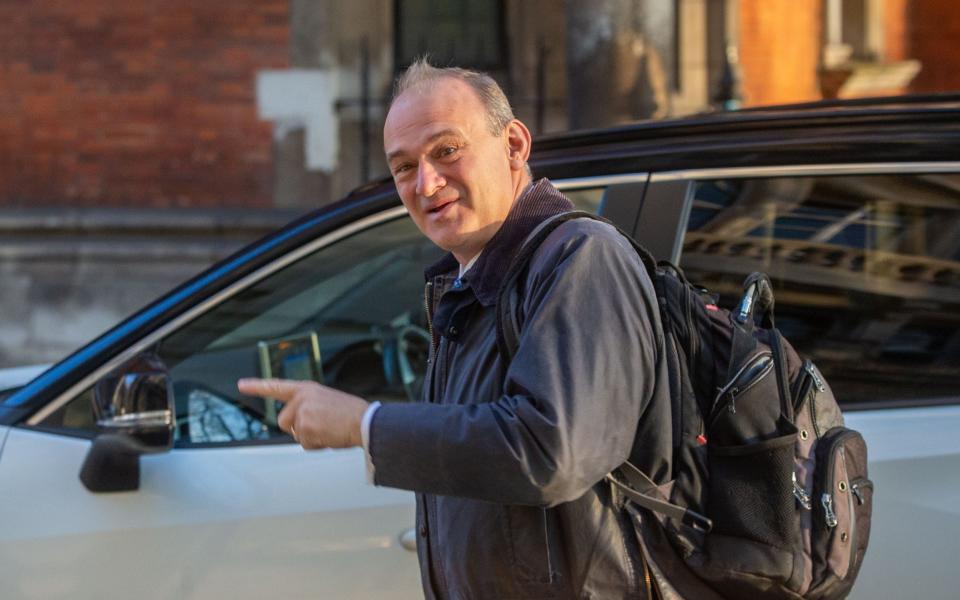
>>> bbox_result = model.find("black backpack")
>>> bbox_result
[496,211,874,600]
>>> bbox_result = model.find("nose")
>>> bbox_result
[415,160,446,198]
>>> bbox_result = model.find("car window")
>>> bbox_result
[38,188,606,444]
[42,215,445,444]
[563,187,605,213]
[678,173,960,407]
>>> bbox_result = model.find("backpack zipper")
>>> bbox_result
[816,428,859,529]
[821,492,838,528]
[710,352,773,423]
[807,362,825,392]
[792,359,816,414]
[685,285,699,376]
[793,471,813,510]
[851,478,873,506]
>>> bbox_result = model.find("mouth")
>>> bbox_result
[427,198,456,216]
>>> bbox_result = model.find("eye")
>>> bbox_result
[437,145,460,159]
[393,163,413,176]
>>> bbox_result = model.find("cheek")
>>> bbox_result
[395,181,417,208]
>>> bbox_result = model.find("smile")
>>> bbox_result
[427,199,456,216]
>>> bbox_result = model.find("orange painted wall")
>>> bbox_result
[738,0,824,106]
[884,0,910,61]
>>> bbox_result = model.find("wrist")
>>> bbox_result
[351,400,369,447]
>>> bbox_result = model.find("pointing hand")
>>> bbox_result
[237,378,368,449]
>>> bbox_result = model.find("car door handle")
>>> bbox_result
[398,528,418,552]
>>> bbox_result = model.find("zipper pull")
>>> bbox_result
[792,472,812,510]
[851,480,872,506]
[728,388,738,414]
[821,493,838,528]
[852,485,864,506]
[805,362,825,392]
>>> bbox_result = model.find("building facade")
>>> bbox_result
[1,0,958,367]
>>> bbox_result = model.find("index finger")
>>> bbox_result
[237,378,303,403]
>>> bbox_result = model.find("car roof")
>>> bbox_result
[536,93,960,145]
[527,94,960,178]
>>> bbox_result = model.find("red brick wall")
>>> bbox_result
[0,1,288,208]
[908,0,960,93]
[738,0,824,107]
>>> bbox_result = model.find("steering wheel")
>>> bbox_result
[382,324,432,403]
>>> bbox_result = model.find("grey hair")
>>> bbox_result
[391,57,516,136]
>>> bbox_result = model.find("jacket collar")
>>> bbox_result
[424,178,574,306]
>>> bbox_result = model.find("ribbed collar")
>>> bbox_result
[424,178,574,306]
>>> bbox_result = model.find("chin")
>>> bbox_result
[426,227,467,252]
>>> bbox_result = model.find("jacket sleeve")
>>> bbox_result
[369,220,663,507]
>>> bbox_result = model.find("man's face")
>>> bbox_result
[384,78,520,263]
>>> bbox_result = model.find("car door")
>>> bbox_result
[0,177,634,600]
[0,207,437,600]
[657,165,960,600]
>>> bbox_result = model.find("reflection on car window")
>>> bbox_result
[42,215,445,444]
[680,174,960,406]
[157,215,444,445]
[186,387,270,443]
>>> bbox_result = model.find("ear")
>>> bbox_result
[505,119,532,172]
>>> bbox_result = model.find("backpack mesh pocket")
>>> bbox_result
[708,423,798,550]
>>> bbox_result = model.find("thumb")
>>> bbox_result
[237,378,304,403]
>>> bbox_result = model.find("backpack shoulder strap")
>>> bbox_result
[492,211,712,531]
[495,210,657,362]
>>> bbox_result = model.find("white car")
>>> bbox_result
[2,97,959,599]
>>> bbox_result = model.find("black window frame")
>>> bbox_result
[393,0,509,73]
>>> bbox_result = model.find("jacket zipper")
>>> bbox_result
[424,280,436,354]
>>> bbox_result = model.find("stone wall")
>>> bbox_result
[0,208,299,368]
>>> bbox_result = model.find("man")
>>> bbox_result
[239,59,671,599]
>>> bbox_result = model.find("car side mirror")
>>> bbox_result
[80,353,175,492]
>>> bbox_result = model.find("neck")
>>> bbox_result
[452,174,532,266]
[512,172,533,203]
[453,250,480,268]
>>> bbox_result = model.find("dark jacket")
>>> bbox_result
[370,179,672,599]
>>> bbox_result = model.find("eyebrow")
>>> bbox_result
[386,129,461,163]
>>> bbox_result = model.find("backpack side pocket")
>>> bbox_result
[808,427,872,599]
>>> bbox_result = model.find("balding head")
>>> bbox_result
[390,58,517,137]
